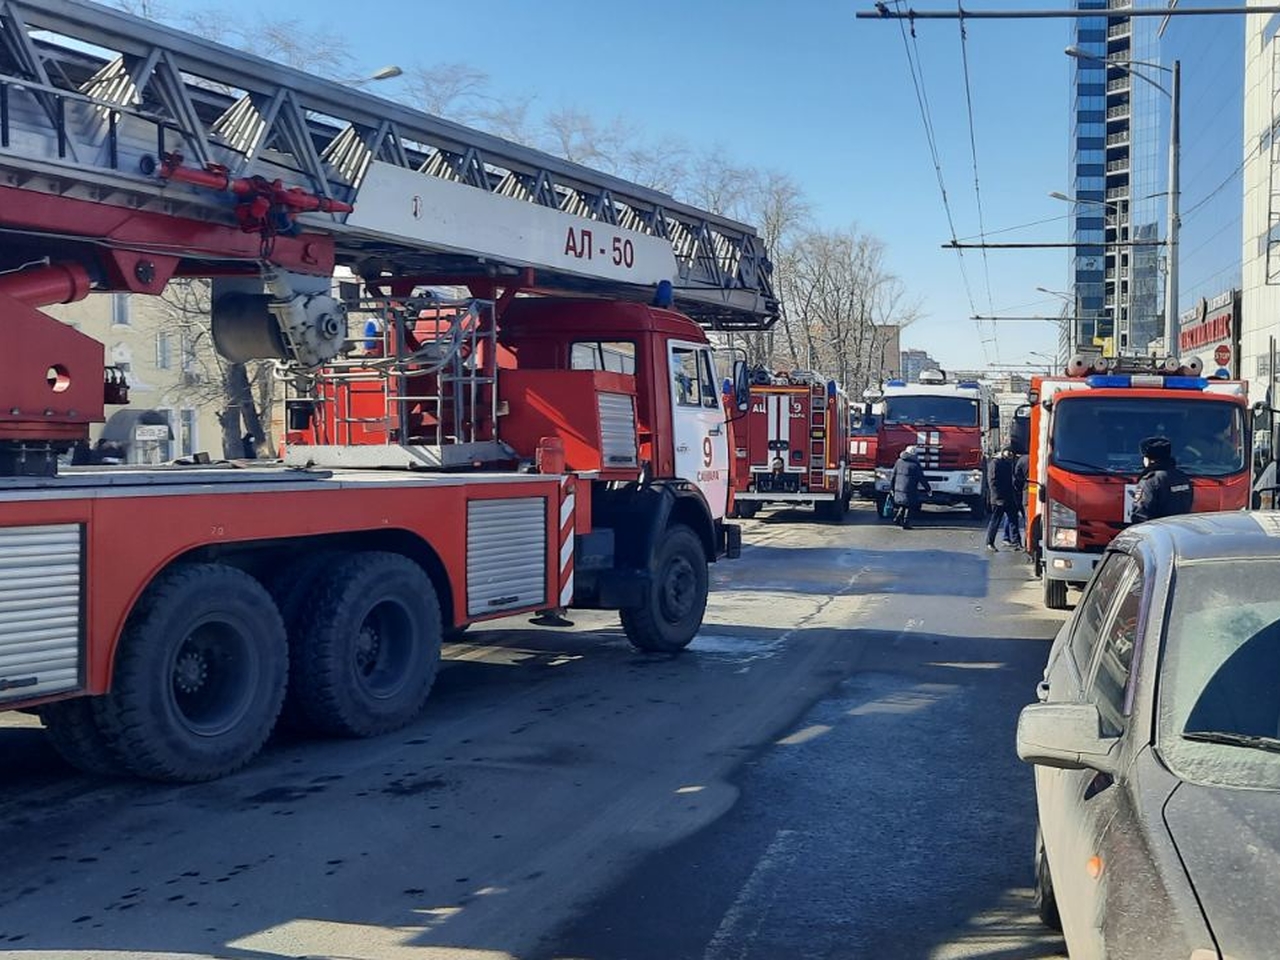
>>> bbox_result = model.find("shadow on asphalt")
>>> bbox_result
[531,626,1067,960]
[734,543,993,598]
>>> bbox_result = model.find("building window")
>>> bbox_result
[180,332,198,373]
[156,332,172,370]
[179,409,197,457]
[111,294,130,326]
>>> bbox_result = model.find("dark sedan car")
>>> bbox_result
[1017,511,1280,960]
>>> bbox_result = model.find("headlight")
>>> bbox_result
[966,470,983,484]
[1049,499,1078,549]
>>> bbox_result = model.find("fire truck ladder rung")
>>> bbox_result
[0,0,777,329]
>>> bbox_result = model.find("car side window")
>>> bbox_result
[1086,563,1145,737]
[1069,554,1135,677]
[670,347,703,408]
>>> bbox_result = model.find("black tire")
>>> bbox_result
[1043,576,1069,611]
[817,495,847,523]
[40,698,124,777]
[93,563,288,783]
[263,550,341,730]
[969,497,987,519]
[735,501,759,520]
[1034,829,1063,930]
[621,524,708,653]
[291,551,442,737]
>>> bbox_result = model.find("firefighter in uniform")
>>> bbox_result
[1130,436,1194,523]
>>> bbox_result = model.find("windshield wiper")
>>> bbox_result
[1182,730,1280,754]
[1052,456,1122,474]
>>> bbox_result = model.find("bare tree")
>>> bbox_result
[145,280,277,458]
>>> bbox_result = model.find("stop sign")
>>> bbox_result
[1214,344,1231,367]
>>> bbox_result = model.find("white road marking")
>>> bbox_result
[704,828,804,960]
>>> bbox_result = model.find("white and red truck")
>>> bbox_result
[730,369,851,521]
[872,370,999,518]
[0,0,777,781]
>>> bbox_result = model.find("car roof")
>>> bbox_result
[1115,511,1280,564]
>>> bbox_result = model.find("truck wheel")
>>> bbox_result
[93,563,288,783]
[40,698,123,777]
[292,552,442,737]
[1043,576,1069,611]
[735,502,759,520]
[264,550,340,729]
[621,523,708,653]
[968,497,987,519]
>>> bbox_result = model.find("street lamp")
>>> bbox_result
[345,65,403,87]
[1065,46,1180,358]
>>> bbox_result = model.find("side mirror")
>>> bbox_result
[1015,702,1121,775]
[732,359,750,413]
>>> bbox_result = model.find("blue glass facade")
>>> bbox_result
[1069,0,1163,355]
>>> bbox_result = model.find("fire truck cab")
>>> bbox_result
[873,371,997,517]
[1027,356,1250,609]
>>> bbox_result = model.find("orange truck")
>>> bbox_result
[1027,357,1250,609]
[731,369,851,521]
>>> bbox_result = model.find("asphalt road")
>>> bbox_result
[0,502,1069,960]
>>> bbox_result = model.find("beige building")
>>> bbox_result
[1244,10,1280,402]
[45,289,235,463]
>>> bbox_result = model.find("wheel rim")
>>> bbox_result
[351,599,416,701]
[169,620,259,737]
[659,554,698,623]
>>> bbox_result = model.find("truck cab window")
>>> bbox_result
[700,351,721,409]
[671,347,703,407]
[571,341,636,375]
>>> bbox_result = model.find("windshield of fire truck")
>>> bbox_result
[851,414,880,436]
[1051,397,1245,478]
[883,397,978,427]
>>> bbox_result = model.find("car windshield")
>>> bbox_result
[1051,396,1244,477]
[1158,557,1280,789]
[882,397,977,426]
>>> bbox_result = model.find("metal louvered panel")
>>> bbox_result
[466,498,547,617]
[0,524,83,703]
[598,392,639,469]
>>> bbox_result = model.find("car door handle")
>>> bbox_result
[1036,681,1050,702]
[708,425,723,437]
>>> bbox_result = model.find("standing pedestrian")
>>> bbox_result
[889,445,930,530]
[1130,436,1194,523]
[985,446,1019,552]
[1004,450,1029,546]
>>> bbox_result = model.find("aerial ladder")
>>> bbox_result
[0,0,776,782]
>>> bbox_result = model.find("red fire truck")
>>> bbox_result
[847,401,881,499]
[730,370,851,521]
[0,1,778,781]
[872,371,998,518]
[1027,356,1250,609]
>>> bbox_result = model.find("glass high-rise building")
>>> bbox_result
[1069,0,1164,356]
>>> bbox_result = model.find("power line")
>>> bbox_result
[858,6,1280,20]
[890,0,989,364]
[955,3,999,362]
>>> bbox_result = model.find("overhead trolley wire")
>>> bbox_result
[955,2,1000,362]
[890,0,990,365]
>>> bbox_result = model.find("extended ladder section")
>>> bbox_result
[0,0,777,329]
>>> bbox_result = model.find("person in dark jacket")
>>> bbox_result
[1004,451,1030,545]
[1130,436,1193,523]
[889,445,930,529]
[985,447,1020,551]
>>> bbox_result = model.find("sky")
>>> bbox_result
[146,0,1087,373]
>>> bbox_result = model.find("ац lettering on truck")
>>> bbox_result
[1027,359,1249,610]
[873,371,998,518]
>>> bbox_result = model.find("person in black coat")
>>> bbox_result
[889,445,930,529]
[1131,436,1193,523]
[985,447,1020,551]
[1004,451,1029,545]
